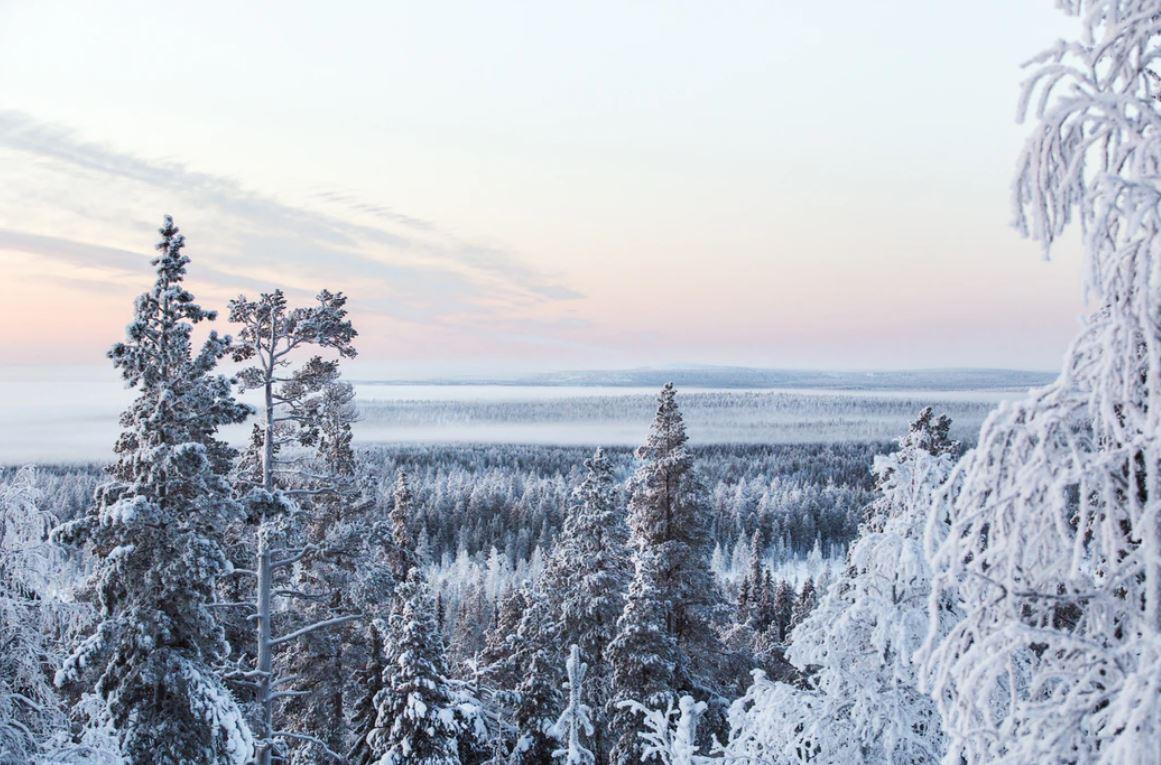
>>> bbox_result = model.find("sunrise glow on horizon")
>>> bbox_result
[0,1,1085,377]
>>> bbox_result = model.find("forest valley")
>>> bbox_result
[5,3,1161,763]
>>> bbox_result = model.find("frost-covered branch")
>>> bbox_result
[268,614,361,648]
[920,5,1161,763]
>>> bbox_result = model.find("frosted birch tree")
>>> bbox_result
[919,3,1161,762]
[718,670,857,765]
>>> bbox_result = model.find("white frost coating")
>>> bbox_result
[551,645,595,765]
[0,468,73,762]
[920,3,1161,763]
[722,409,957,765]
[181,657,256,762]
[619,695,711,765]
[719,670,858,765]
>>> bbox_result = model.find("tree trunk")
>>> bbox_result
[256,362,276,765]
[256,542,273,765]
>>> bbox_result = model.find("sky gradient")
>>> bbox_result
[0,1,1086,377]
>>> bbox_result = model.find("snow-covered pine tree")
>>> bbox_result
[534,447,629,761]
[551,645,595,765]
[762,408,958,765]
[366,568,460,765]
[228,289,359,765]
[390,472,420,582]
[607,384,726,765]
[919,4,1161,762]
[55,216,254,765]
[789,577,816,632]
[863,408,956,534]
[769,580,795,644]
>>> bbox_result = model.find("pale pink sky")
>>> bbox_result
[0,1,1084,377]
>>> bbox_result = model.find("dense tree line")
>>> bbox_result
[4,442,878,570]
[0,218,835,764]
[346,441,876,571]
[356,392,995,445]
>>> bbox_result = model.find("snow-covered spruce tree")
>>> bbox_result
[389,471,420,582]
[346,471,418,765]
[735,576,751,623]
[349,626,387,765]
[789,577,816,632]
[450,574,492,668]
[54,216,254,764]
[607,384,727,765]
[604,562,676,765]
[476,583,560,765]
[279,378,382,764]
[366,568,460,765]
[228,289,358,765]
[751,408,958,765]
[767,580,795,644]
[534,447,629,762]
[919,4,1161,762]
[479,586,529,692]
[551,645,595,765]
[510,637,562,765]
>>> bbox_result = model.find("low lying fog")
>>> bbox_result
[0,370,1024,464]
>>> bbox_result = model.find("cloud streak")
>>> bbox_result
[0,109,582,315]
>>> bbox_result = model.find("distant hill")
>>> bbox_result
[361,366,1057,391]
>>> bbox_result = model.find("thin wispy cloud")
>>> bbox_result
[0,229,142,277]
[310,190,436,233]
[0,228,327,302]
[0,110,582,319]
